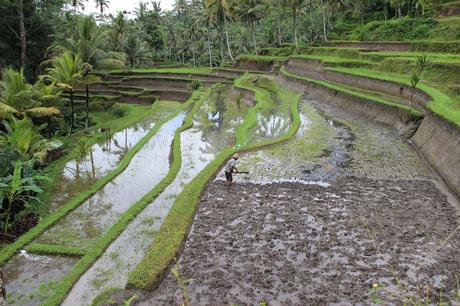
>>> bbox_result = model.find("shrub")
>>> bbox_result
[110,103,130,117]
[347,17,438,41]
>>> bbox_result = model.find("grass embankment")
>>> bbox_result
[116,67,212,74]
[327,67,460,126]
[127,75,302,290]
[288,51,459,126]
[237,55,288,62]
[0,102,185,266]
[280,67,423,119]
[25,243,87,257]
[42,89,210,306]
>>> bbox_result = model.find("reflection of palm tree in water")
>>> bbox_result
[199,86,233,155]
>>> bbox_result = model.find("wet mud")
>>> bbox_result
[139,93,459,305]
[140,179,459,305]
[3,252,78,306]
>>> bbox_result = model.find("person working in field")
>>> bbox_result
[224,153,240,188]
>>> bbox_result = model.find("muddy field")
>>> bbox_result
[135,95,460,306]
[139,179,459,305]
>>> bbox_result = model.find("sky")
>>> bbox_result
[83,0,176,17]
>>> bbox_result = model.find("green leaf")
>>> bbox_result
[11,160,22,194]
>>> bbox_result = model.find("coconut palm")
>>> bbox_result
[124,27,153,68]
[50,16,124,128]
[42,52,85,134]
[0,68,60,119]
[95,0,110,16]
[282,0,306,50]
[235,0,265,55]
[204,0,235,62]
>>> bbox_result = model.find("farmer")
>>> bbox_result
[224,153,240,188]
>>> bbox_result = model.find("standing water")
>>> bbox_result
[61,85,246,305]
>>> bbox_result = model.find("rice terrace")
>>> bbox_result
[0,0,459,305]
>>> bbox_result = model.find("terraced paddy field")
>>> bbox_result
[1,49,459,306]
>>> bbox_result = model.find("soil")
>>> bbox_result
[136,95,460,306]
[139,179,459,305]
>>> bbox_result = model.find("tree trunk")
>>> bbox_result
[321,0,328,41]
[85,85,90,129]
[250,19,258,56]
[207,29,213,68]
[18,0,26,67]
[223,14,234,62]
[277,13,282,46]
[191,45,196,67]
[3,200,13,234]
[220,30,225,62]
[70,89,74,135]
[293,8,298,51]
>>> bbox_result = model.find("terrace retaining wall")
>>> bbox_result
[287,58,430,110]
[412,112,460,197]
[278,72,421,137]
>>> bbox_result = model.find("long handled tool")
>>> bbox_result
[234,171,249,174]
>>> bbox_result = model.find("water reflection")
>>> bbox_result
[37,114,186,248]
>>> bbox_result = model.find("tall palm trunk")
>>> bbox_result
[223,14,234,62]
[207,29,213,68]
[220,31,225,62]
[321,0,328,41]
[293,8,298,51]
[85,85,90,129]
[70,89,75,134]
[18,0,26,67]
[277,13,282,46]
[250,18,258,56]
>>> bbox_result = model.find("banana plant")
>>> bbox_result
[0,160,50,234]
[0,117,63,162]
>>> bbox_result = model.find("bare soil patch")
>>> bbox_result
[139,179,459,305]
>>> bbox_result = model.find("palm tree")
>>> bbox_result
[204,0,235,62]
[282,0,306,50]
[50,16,124,128]
[235,0,265,55]
[0,68,60,119]
[124,29,153,68]
[70,0,87,13]
[42,52,84,134]
[95,0,110,16]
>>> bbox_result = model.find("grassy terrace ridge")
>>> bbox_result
[321,40,460,53]
[0,102,185,267]
[233,74,274,146]
[42,88,210,306]
[237,54,289,62]
[280,67,422,119]
[327,67,460,126]
[108,67,212,74]
[127,75,302,290]
[26,243,87,257]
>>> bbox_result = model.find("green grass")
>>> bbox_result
[127,75,302,290]
[41,89,209,306]
[280,67,423,119]
[0,102,185,268]
[327,67,460,126]
[26,243,87,257]
[113,67,212,74]
[237,55,288,62]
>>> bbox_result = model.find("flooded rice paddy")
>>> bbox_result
[138,94,460,305]
[3,252,78,306]
[60,84,249,305]
[2,75,459,306]
[37,113,187,248]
